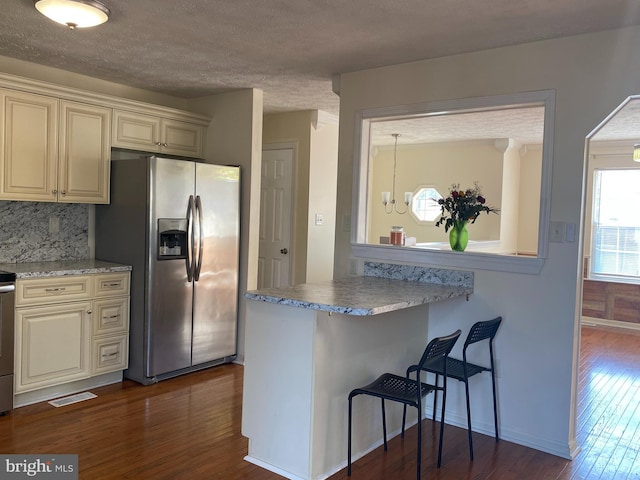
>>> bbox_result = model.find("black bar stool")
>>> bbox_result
[403,316,502,460]
[348,329,461,480]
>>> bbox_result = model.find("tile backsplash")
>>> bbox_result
[0,201,89,263]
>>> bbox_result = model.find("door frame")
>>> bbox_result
[261,142,296,287]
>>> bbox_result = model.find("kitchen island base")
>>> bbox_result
[242,300,433,480]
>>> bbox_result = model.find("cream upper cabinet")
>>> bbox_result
[112,109,205,158]
[0,89,59,202]
[0,89,111,203]
[0,74,211,203]
[58,101,111,204]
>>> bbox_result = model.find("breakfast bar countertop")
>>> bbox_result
[0,259,132,278]
[245,275,473,316]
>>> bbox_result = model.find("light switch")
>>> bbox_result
[565,223,576,243]
[315,213,324,226]
[342,214,351,232]
[550,221,564,242]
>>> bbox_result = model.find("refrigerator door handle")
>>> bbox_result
[194,195,204,281]
[186,195,196,282]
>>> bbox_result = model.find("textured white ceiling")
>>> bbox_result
[370,107,546,146]
[591,98,640,142]
[2,0,640,119]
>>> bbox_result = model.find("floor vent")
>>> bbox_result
[48,392,97,408]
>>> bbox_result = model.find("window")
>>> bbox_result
[352,90,555,274]
[591,169,640,280]
[410,186,443,222]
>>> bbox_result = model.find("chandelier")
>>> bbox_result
[382,133,412,214]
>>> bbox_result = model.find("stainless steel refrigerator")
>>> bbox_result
[95,154,240,385]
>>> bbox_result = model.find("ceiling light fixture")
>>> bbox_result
[34,0,110,30]
[381,133,412,214]
[634,144,640,162]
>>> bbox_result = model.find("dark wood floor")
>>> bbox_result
[0,325,638,479]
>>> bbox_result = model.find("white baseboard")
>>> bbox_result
[430,404,574,460]
[232,355,245,366]
[244,455,306,480]
[13,372,123,408]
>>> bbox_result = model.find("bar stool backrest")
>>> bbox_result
[420,329,461,372]
[462,316,502,365]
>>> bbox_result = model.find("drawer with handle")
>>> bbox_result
[16,276,92,306]
[92,334,128,375]
[94,272,130,298]
[93,297,129,335]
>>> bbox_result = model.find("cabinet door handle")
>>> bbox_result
[162,142,168,147]
[61,190,66,195]
[87,309,92,314]
[103,282,121,288]
[44,287,66,292]
[103,314,120,320]
[52,189,58,194]
[102,351,119,358]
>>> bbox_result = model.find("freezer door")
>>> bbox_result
[192,163,240,365]
[147,157,196,377]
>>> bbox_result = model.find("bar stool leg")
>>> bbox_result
[348,394,353,476]
[416,402,422,480]
[463,377,474,460]
[432,374,439,420]
[381,399,388,451]
[437,383,446,468]
[401,369,412,438]
[491,369,499,442]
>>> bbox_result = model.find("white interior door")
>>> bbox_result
[259,147,294,289]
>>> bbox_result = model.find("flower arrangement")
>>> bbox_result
[435,182,499,232]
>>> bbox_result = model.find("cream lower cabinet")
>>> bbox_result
[0,89,111,203]
[15,301,92,393]
[15,272,130,394]
[112,109,205,158]
[91,273,130,375]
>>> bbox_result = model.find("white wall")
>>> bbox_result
[518,145,543,255]
[0,55,188,109]
[263,111,339,284]
[334,26,640,459]
[307,120,339,282]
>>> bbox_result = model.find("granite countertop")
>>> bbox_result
[0,259,132,278]
[245,275,472,316]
